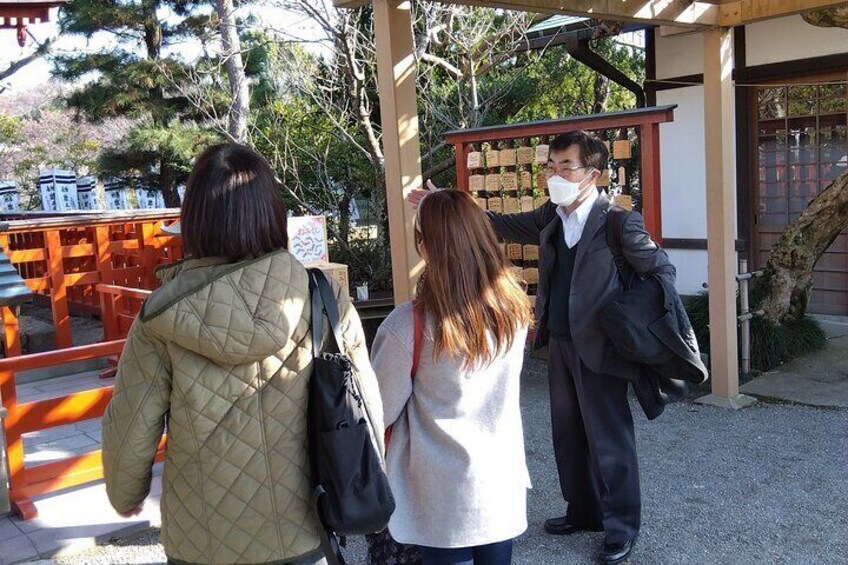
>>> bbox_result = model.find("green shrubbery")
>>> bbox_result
[683,290,827,374]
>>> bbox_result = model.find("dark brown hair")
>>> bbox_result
[181,143,287,262]
[549,130,609,170]
[415,190,532,369]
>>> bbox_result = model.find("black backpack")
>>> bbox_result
[307,269,395,564]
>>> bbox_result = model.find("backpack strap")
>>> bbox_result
[606,206,635,289]
[309,269,345,356]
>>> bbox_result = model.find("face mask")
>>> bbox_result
[547,172,595,207]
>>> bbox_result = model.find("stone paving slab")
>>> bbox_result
[0,470,162,565]
[741,335,848,407]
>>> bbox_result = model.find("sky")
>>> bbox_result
[0,3,331,93]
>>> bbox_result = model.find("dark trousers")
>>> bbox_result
[418,539,513,565]
[548,337,641,543]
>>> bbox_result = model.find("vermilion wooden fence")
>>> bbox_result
[0,211,178,519]
[0,210,182,348]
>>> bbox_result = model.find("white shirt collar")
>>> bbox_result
[555,187,599,248]
[556,186,599,225]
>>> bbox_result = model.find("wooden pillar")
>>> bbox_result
[699,28,754,409]
[0,307,16,515]
[45,230,71,349]
[455,143,470,192]
[373,0,424,304]
[136,222,158,289]
[639,123,663,244]
[0,306,35,519]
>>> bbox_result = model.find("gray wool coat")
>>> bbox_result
[371,301,531,548]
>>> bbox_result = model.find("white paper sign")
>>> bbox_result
[288,215,329,263]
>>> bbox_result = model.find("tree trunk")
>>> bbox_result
[338,193,352,245]
[160,158,180,208]
[755,171,848,323]
[215,0,250,143]
[592,73,609,114]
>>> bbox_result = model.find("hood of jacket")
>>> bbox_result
[142,249,310,367]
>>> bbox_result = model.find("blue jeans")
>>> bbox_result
[418,539,513,565]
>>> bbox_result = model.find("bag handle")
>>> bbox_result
[411,303,423,381]
[606,207,634,290]
[309,269,346,357]
[384,303,423,446]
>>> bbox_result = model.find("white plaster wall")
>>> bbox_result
[657,87,708,239]
[656,86,739,295]
[746,15,848,66]
[667,249,709,296]
[655,30,703,79]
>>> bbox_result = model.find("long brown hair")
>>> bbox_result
[415,190,533,369]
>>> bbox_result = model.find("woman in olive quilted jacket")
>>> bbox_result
[102,144,384,565]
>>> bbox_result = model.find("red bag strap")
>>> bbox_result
[411,302,424,381]
[384,303,424,448]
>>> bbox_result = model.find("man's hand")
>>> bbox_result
[118,502,144,518]
[406,179,441,210]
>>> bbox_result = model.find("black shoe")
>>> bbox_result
[597,537,637,564]
[543,516,603,535]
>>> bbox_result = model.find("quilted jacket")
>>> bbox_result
[102,249,384,565]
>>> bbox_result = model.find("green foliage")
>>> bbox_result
[51,0,220,202]
[0,113,23,144]
[329,236,394,294]
[99,121,218,184]
[683,290,827,373]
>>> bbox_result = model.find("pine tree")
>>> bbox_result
[52,0,219,206]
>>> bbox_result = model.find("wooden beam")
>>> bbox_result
[336,0,719,27]
[373,0,425,304]
[719,0,848,26]
[701,27,743,404]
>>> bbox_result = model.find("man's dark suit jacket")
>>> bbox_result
[487,191,676,375]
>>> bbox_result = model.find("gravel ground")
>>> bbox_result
[43,352,848,565]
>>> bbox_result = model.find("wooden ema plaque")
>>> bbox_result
[613,140,632,160]
[534,195,550,208]
[523,245,539,261]
[520,195,534,213]
[510,266,524,280]
[485,150,500,168]
[517,146,534,165]
[474,197,488,210]
[499,149,516,167]
[467,151,483,169]
[535,144,550,164]
[536,173,548,190]
[507,243,523,261]
[469,174,485,192]
[501,172,518,191]
[520,171,532,190]
[613,194,633,211]
[484,174,500,193]
[488,197,504,213]
[523,267,539,285]
[503,197,519,214]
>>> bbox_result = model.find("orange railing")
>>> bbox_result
[0,212,177,520]
[0,337,166,519]
[0,210,182,349]
[99,283,153,341]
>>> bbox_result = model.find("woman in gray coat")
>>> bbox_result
[371,190,533,565]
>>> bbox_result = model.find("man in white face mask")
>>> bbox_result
[409,130,675,565]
